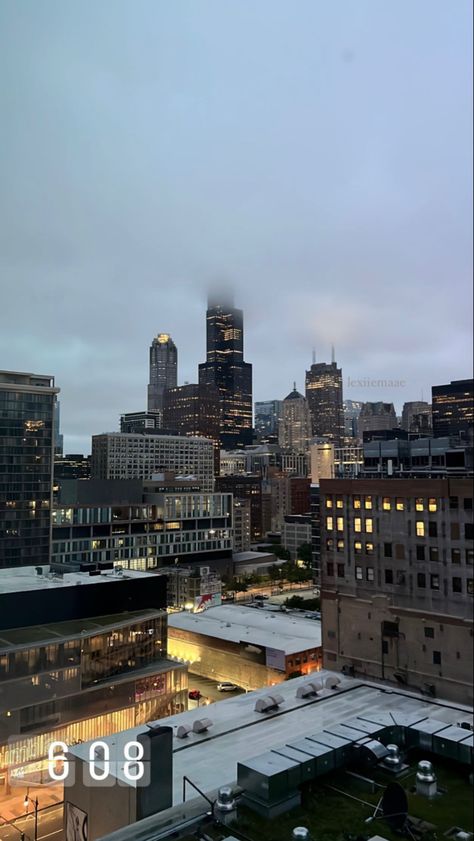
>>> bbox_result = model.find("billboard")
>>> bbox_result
[194,592,222,612]
[265,647,286,671]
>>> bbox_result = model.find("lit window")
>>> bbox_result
[353,497,361,509]
[337,539,345,552]
[336,497,344,509]
[415,498,424,512]
[354,517,362,533]
[365,518,373,534]
[365,542,374,555]
[326,516,334,531]
[428,498,437,512]
[326,538,334,550]
[355,566,363,580]
[364,496,373,510]
[396,499,404,511]
[366,567,375,582]
[383,497,391,511]
[326,498,333,509]
[336,517,344,532]
[416,521,425,537]
[354,541,362,554]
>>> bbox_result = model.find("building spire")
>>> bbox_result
[293,380,297,392]
[331,344,336,364]
[312,348,316,365]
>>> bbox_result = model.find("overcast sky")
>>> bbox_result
[1,1,472,453]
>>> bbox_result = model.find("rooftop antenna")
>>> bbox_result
[312,348,316,365]
[293,380,297,392]
[331,344,336,364]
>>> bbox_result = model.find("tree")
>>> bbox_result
[297,543,312,568]
[272,544,291,561]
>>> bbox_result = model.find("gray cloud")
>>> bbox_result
[0,0,472,453]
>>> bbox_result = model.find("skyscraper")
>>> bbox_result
[255,400,283,440]
[0,370,59,568]
[401,401,432,434]
[305,359,344,445]
[147,334,178,414]
[358,402,398,438]
[278,385,312,454]
[198,293,253,449]
[163,382,221,472]
[432,379,474,440]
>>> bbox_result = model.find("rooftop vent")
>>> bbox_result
[325,675,341,690]
[176,725,191,739]
[193,718,213,734]
[296,681,321,699]
[254,693,284,713]
[292,829,310,840]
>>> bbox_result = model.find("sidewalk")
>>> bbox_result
[0,783,63,824]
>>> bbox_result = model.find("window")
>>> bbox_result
[355,566,363,580]
[385,569,393,584]
[428,498,437,512]
[326,562,334,576]
[451,522,460,540]
[417,573,426,588]
[337,539,345,552]
[450,496,459,509]
[365,518,373,534]
[364,496,373,510]
[384,542,393,558]
[416,521,425,537]
[366,567,374,582]
[430,574,440,590]
[416,545,425,561]
[365,542,374,554]
[382,640,389,655]
[327,630,336,639]
[336,497,344,509]
[337,564,345,578]
[354,517,362,533]
[336,517,344,532]
[466,549,474,565]
[428,522,438,538]
[396,498,405,511]
[452,549,461,564]
[353,497,361,509]
[464,498,473,510]
[325,498,333,509]
[452,577,462,593]
[326,538,334,551]
[466,523,474,540]
[395,544,405,560]
[430,547,439,562]
[433,651,441,665]
[468,579,474,595]
[354,540,362,554]
[326,516,334,531]
[424,627,434,638]
[382,497,391,511]
[415,498,424,512]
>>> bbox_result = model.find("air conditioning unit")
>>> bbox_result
[200,566,210,576]
[193,718,213,734]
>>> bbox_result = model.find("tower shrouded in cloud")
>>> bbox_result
[199,291,253,449]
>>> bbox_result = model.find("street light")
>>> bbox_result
[23,795,38,841]
[0,815,26,841]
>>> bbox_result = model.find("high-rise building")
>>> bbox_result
[120,410,162,434]
[91,433,215,492]
[53,400,64,456]
[305,360,344,445]
[319,477,474,703]
[147,334,178,413]
[216,475,263,540]
[163,382,221,471]
[343,399,364,439]
[198,293,253,449]
[358,401,397,438]
[432,379,474,440]
[254,400,283,440]
[278,386,312,454]
[401,401,432,434]
[0,371,59,569]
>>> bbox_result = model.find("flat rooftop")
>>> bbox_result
[0,609,163,648]
[0,565,161,595]
[69,671,473,802]
[168,604,321,654]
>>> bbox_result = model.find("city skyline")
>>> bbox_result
[0,1,472,452]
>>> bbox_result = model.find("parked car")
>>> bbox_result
[188,689,202,701]
[217,681,238,692]
[254,594,269,601]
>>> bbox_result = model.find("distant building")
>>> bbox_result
[160,564,222,612]
[334,442,364,478]
[147,333,178,414]
[198,293,253,449]
[432,379,474,440]
[282,514,312,561]
[0,370,59,569]
[310,441,335,484]
[163,382,221,471]
[320,476,474,703]
[120,410,162,434]
[233,498,251,552]
[343,399,364,439]
[358,401,398,437]
[216,474,263,540]
[255,400,283,439]
[401,401,432,435]
[91,432,215,492]
[305,360,344,445]
[363,435,473,478]
[54,452,91,481]
[278,385,312,454]
[53,400,64,456]
[267,475,311,532]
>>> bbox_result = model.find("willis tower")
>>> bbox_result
[199,292,253,449]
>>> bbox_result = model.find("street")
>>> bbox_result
[0,804,63,841]
[187,673,245,704]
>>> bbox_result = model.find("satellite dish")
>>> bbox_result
[381,782,408,831]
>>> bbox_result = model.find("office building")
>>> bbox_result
[162,382,221,470]
[168,605,322,690]
[91,432,215,492]
[266,475,311,532]
[198,293,253,449]
[147,334,178,414]
[278,386,312,454]
[53,400,63,456]
[305,359,344,445]
[432,378,474,440]
[52,479,233,572]
[363,435,473,478]
[159,564,222,612]
[254,400,283,439]
[0,566,187,792]
[358,401,397,437]
[343,399,363,439]
[401,400,432,434]
[233,498,251,552]
[120,410,162,434]
[320,477,474,703]
[282,514,312,561]
[54,452,91,481]
[0,371,59,569]
[216,474,263,540]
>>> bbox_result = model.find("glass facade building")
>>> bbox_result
[432,379,474,440]
[305,361,344,445]
[0,371,59,569]
[147,334,178,413]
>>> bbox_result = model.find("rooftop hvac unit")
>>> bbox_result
[255,693,284,713]
[325,675,341,690]
[176,725,191,739]
[296,681,321,699]
[193,718,213,734]
[200,566,210,576]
